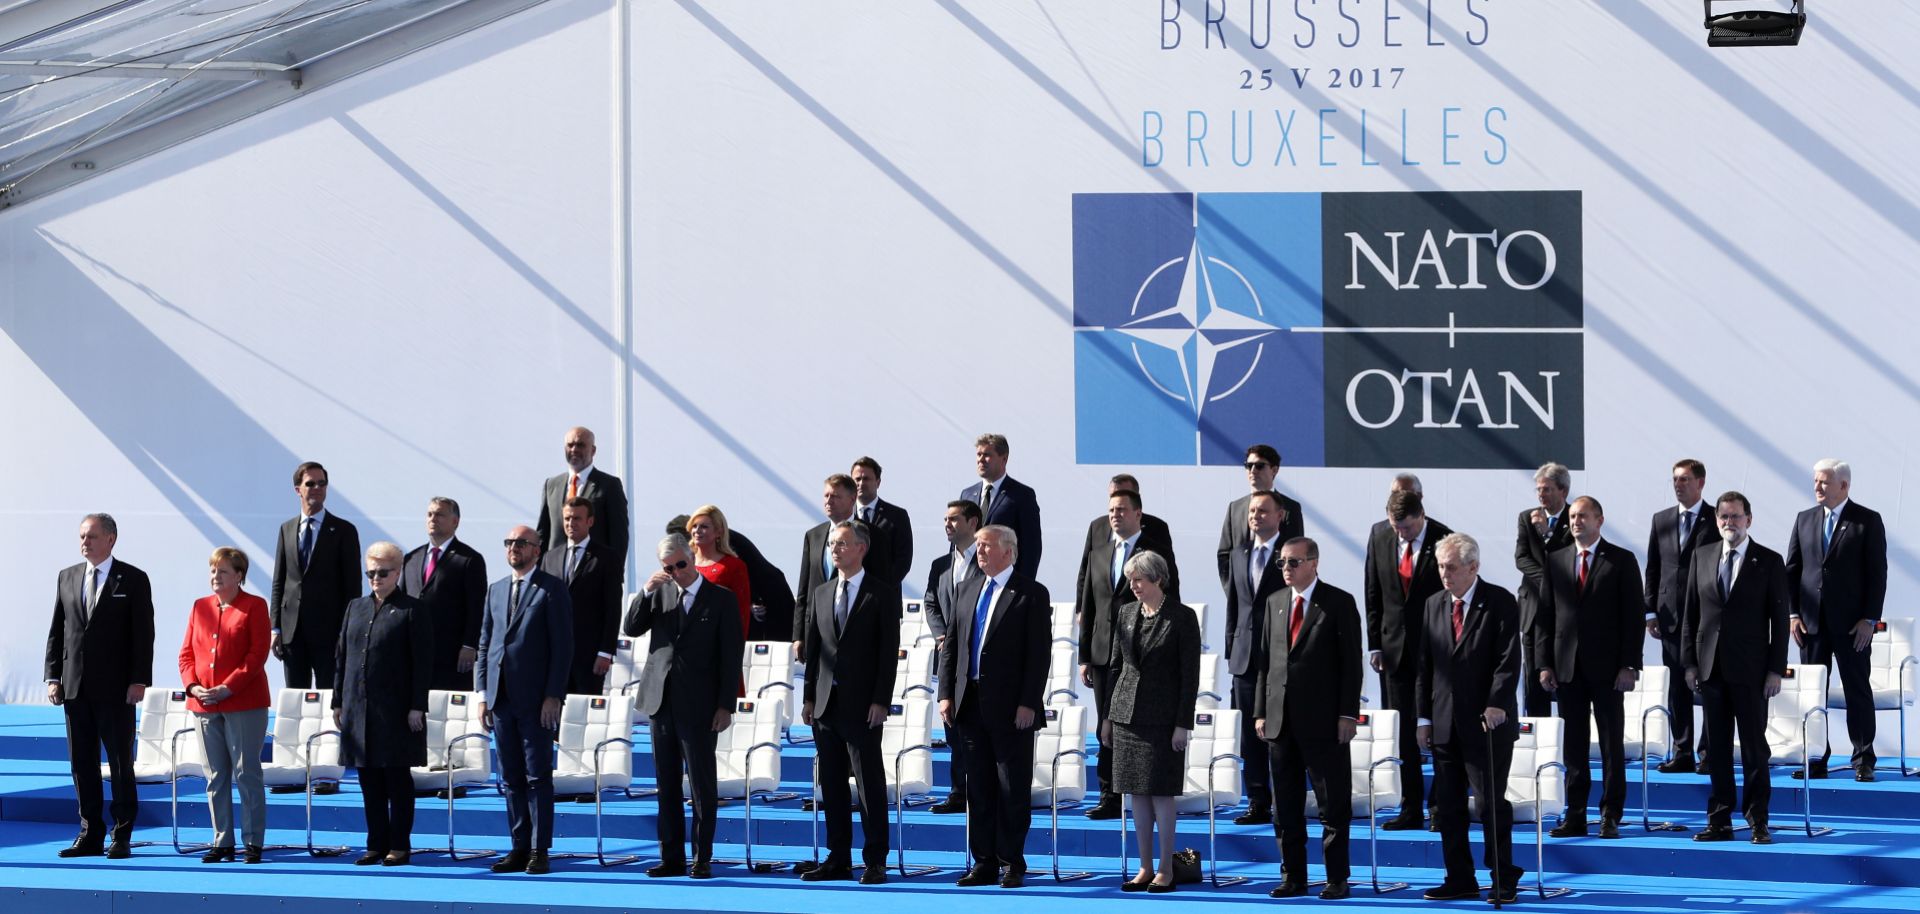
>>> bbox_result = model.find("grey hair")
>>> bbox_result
[1813,458,1852,484]
[1393,472,1423,496]
[657,533,691,560]
[365,541,404,564]
[978,524,1019,560]
[1435,532,1481,566]
[81,513,117,536]
[1122,549,1170,585]
[831,519,872,548]
[1533,462,1571,492]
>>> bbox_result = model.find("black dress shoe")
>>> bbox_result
[1548,819,1587,838]
[860,868,887,885]
[1750,824,1773,845]
[1000,869,1025,888]
[1791,763,1829,780]
[1598,818,1621,840]
[1486,884,1519,904]
[105,840,131,860]
[243,845,263,865]
[801,861,853,882]
[1233,806,1273,826]
[1084,798,1122,820]
[201,847,235,864]
[1268,881,1307,898]
[1423,883,1481,901]
[491,850,531,873]
[383,851,411,866]
[690,861,713,879]
[1380,814,1424,831]
[1320,882,1351,900]
[313,782,339,795]
[956,866,1000,887]
[356,851,386,865]
[1692,825,1735,842]
[1857,769,1877,782]
[58,839,104,859]
[525,850,550,874]
[1146,880,1175,894]
[930,796,967,814]
[1428,818,1441,832]
[1123,877,1155,893]
[1656,757,1696,774]
[647,861,687,877]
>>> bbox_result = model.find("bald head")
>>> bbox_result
[504,524,542,572]
[564,427,597,472]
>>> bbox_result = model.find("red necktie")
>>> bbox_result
[1289,596,1305,647]
[1397,541,1414,594]
[1578,549,1590,589]
[424,546,441,584]
[1451,598,1465,642]
[568,474,580,499]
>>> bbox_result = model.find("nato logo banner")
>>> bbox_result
[1072,191,1582,469]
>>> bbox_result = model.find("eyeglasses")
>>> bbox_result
[1244,461,1272,471]
[300,480,329,489]
[1279,557,1314,569]
[503,538,536,548]
[365,568,396,580]
[661,559,689,571]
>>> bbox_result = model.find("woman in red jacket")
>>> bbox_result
[687,505,753,633]
[178,547,272,863]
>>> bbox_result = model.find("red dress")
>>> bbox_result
[695,553,753,633]
[177,592,273,714]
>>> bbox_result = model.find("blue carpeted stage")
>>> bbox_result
[2,704,1916,912]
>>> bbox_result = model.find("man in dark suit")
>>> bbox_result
[475,525,572,876]
[540,497,623,695]
[44,513,153,860]
[938,525,1051,889]
[1254,537,1363,900]
[851,456,913,593]
[794,474,889,660]
[403,497,489,693]
[1785,459,1889,781]
[1416,533,1524,903]
[536,426,630,571]
[1537,496,1645,839]
[1077,488,1178,820]
[925,499,983,814]
[960,434,1043,581]
[1363,487,1451,830]
[1216,444,1306,594]
[665,515,793,642]
[799,522,901,884]
[1080,474,1180,601]
[271,461,362,689]
[623,534,745,879]
[1223,490,1291,825]
[1683,491,1790,844]
[1644,459,1716,773]
[1514,461,1573,718]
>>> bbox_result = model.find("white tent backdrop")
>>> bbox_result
[4,0,1918,766]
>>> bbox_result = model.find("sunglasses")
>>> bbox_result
[661,559,689,571]
[1279,557,1314,569]
[1244,461,1272,471]
[365,568,396,580]
[503,538,536,548]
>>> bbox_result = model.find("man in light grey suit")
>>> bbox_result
[536,427,630,570]
[475,525,572,876]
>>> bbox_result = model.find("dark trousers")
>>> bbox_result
[650,710,720,865]
[1088,664,1116,800]
[1801,625,1878,772]
[1231,674,1274,809]
[568,660,607,698]
[284,627,338,690]
[1520,638,1553,718]
[1377,669,1426,817]
[1268,729,1352,884]
[940,642,968,800]
[1699,676,1771,828]
[64,696,137,845]
[813,698,890,868]
[356,765,416,854]
[429,645,472,694]
[957,694,1034,872]
[493,709,556,851]
[1658,631,1704,762]
[1431,732,1522,889]
[1557,676,1627,821]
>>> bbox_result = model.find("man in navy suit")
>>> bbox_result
[959,434,1043,581]
[475,525,572,876]
[45,513,153,859]
[403,497,489,692]
[271,461,362,689]
[1785,459,1889,781]
[851,455,913,590]
[1644,459,1717,772]
[1224,490,1292,825]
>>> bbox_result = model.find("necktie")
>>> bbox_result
[835,580,851,633]
[1578,549,1591,589]
[1397,541,1414,594]
[1288,595,1305,648]
[1112,539,1130,588]
[424,546,441,584]
[1679,510,1694,546]
[1545,514,1557,540]
[979,483,993,516]
[1719,550,1735,601]
[298,517,316,570]
[682,586,695,614]
[566,545,581,582]
[1823,509,1837,551]
[569,474,580,499]
[508,578,522,623]
[1452,598,1466,642]
[1251,544,1269,591]
[82,567,100,622]
[970,578,998,680]
[861,505,874,525]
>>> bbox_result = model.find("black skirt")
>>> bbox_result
[1112,721,1184,796]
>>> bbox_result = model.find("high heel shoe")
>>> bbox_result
[200,847,236,864]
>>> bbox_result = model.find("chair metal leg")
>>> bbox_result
[891,744,938,877]
[1117,793,1128,878]
[791,757,822,875]
[549,737,638,866]
[1206,753,1248,887]
[1637,706,1686,832]
[293,731,348,856]
[1800,708,1835,838]
[1898,656,1917,777]
[168,727,212,855]
[1365,758,1409,893]
[706,742,788,872]
[1048,750,1091,881]
[1530,762,1573,900]
[416,732,495,860]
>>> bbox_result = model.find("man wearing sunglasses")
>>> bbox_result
[1216,445,1305,594]
[475,526,572,876]
[271,461,362,690]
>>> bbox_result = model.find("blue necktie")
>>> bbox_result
[970,578,998,680]
[1719,551,1735,602]
[1112,539,1129,589]
[298,517,316,570]
[1823,509,1837,551]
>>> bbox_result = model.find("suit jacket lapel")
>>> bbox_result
[1455,593,1490,656]
[1290,596,1324,656]
[982,579,1014,646]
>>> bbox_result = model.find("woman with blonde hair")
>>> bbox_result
[686,505,753,634]
[178,547,273,863]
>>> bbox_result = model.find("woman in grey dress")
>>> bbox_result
[1103,550,1201,893]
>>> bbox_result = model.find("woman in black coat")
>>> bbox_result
[333,541,432,866]
[1103,549,1201,893]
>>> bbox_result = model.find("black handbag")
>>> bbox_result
[1170,848,1202,884]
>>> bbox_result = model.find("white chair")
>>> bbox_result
[126,688,197,784]
[609,637,651,726]
[713,695,789,871]
[413,690,494,860]
[881,696,939,877]
[1045,639,1080,707]
[1593,666,1673,762]
[1841,619,1917,775]
[900,599,937,648]
[891,644,936,701]
[1050,601,1078,646]
[1302,709,1409,894]
[1763,663,1835,837]
[1034,704,1093,882]
[1195,652,1225,709]
[1185,602,1210,650]
[743,640,799,739]
[1503,717,1572,900]
[1182,708,1245,886]
[261,687,346,856]
[552,692,640,866]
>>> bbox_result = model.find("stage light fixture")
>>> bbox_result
[1705,0,1806,47]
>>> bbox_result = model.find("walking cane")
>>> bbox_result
[1483,714,1503,911]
